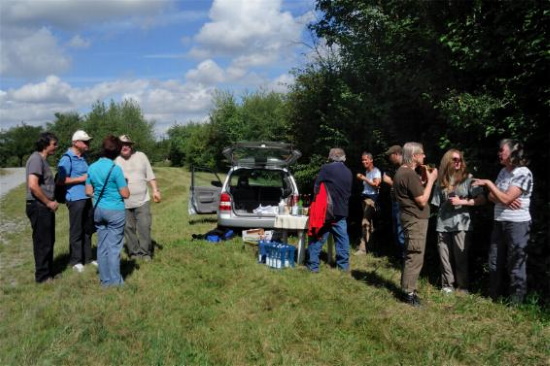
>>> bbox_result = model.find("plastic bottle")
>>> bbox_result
[291,202,298,216]
[278,199,286,215]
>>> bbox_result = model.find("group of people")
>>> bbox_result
[25,131,160,287]
[306,140,533,306]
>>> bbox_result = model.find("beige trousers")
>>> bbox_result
[437,231,470,289]
[358,197,376,252]
[400,216,429,293]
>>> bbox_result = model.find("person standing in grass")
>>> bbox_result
[57,130,96,273]
[355,151,381,256]
[393,142,438,306]
[431,149,486,294]
[473,139,533,304]
[382,145,406,259]
[307,148,353,273]
[25,132,59,283]
[86,135,129,287]
[115,135,161,261]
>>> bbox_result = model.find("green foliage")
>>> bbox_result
[0,123,44,167]
[166,90,292,170]
[83,100,156,160]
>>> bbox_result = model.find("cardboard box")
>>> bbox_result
[242,228,273,244]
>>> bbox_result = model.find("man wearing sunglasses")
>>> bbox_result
[57,130,97,273]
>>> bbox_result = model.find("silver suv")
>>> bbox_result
[189,142,301,229]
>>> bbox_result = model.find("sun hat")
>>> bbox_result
[119,135,134,144]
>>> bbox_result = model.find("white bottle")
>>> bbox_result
[278,199,286,215]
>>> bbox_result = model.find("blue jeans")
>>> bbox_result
[307,217,350,272]
[94,207,126,286]
[392,200,405,258]
[489,221,530,303]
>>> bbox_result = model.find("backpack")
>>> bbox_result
[54,153,72,204]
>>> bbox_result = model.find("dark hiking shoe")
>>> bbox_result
[404,292,422,307]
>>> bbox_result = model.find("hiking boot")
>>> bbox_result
[404,292,421,307]
[441,286,454,294]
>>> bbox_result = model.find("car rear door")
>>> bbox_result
[188,166,223,214]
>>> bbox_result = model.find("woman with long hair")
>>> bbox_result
[431,149,485,294]
[473,139,533,303]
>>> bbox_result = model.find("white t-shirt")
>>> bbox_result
[115,151,155,209]
[494,166,533,222]
[362,167,381,196]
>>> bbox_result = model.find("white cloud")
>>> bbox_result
[67,35,91,49]
[190,0,304,67]
[11,76,72,103]
[185,59,226,84]
[1,0,175,30]
[0,75,215,133]
[0,27,71,78]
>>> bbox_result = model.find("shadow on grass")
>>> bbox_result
[52,253,70,277]
[121,258,138,279]
[351,269,404,302]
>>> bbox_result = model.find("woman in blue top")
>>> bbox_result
[86,135,129,286]
[473,139,533,303]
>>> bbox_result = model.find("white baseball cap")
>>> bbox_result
[72,130,92,142]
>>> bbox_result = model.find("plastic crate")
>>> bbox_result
[258,241,295,269]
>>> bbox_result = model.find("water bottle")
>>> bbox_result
[278,199,286,215]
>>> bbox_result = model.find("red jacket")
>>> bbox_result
[308,182,328,239]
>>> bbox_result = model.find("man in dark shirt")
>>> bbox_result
[307,148,353,272]
[26,132,59,283]
[393,142,438,306]
[382,145,405,258]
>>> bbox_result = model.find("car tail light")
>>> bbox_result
[219,192,232,211]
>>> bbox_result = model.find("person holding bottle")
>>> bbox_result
[431,149,486,294]
[393,142,438,306]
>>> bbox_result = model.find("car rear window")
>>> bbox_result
[230,169,287,188]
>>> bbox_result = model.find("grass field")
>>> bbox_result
[0,167,548,365]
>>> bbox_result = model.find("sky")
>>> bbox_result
[0,0,318,136]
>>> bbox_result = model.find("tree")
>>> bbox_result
[83,99,156,160]
[0,123,44,167]
[46,112,84,161]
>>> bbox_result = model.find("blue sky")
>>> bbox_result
[0,0,318,136]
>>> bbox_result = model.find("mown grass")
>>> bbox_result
[1,168,548,365]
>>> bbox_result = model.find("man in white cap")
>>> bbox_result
[115,134,161,261]
[57,130,96,272]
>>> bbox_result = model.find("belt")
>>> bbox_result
[361,194,378,200]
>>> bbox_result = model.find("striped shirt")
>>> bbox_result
[494,166,533,222]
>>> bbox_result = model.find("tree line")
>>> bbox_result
[1,0,547,299]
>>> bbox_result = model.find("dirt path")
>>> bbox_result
[0,168,26,199]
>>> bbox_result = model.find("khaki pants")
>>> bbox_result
[437,231,470,289]
[400,216,429,293]
[358,197,376,252]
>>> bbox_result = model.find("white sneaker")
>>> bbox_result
[72,263,85,273]
[90,261,98,267]
[441,286,454,294]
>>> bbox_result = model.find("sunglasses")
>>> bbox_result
[452,157,462,163]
